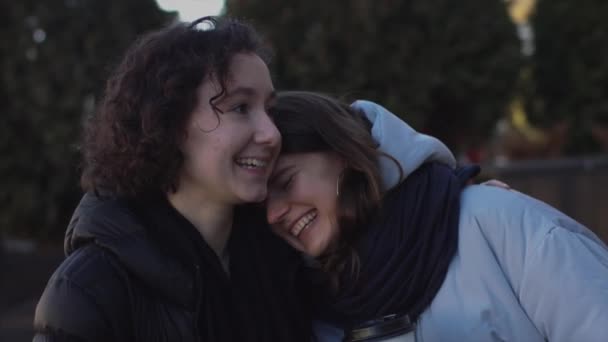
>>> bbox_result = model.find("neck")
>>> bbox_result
[167,188,234,260]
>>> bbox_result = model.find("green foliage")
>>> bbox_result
[226,0,522,150]
[0,0,174,239]
[531,0,608,153]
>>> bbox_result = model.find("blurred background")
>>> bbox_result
[1,0,606,340]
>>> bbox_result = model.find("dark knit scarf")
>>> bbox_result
[321,162,480,329]
[132,196,311,342]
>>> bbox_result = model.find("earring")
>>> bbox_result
[336,171,344,197]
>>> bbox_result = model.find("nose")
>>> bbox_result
[254,111,281,147]
[266,194,289,226]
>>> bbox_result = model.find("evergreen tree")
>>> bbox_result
[0,0,174,238]
[531,0,608,154]
[227,0,522,150]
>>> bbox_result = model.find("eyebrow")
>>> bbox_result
[223,87,275,101]
[224,86,255,98]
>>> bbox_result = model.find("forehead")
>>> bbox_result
[273,152,328,175]
[197,53,274,101]
[225,53,273,90]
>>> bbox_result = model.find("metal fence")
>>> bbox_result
[482,155,608,243]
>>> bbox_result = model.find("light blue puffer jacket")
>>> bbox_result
[313,101,608,342]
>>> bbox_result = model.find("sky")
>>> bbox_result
[155,0,226,22]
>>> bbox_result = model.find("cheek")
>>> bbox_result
[318,188,339,217]
[328,222,342,246]
[298,175,337,204]
[322,194,341,246]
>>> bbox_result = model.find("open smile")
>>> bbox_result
[290,209,317,237]
[234,157,274,177]
[235,157,269,169]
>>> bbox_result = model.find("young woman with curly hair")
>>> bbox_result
[33,17,311,342]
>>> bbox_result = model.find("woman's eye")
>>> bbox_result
[282,175,294,190]
[232,103,249,114]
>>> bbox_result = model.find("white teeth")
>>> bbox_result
[291,211,317,237]
[235,158,267,168]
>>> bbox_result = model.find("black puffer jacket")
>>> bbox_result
[33,193,311,341]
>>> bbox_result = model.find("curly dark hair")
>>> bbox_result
[81,16,270,197]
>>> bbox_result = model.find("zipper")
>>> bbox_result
[193,264,202,340]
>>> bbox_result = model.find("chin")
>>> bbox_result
[306,237,338,259]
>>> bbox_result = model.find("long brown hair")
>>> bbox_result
[270,91,398,284]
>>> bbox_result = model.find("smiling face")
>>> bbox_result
[177,53,280,205]
[266,152,345,257]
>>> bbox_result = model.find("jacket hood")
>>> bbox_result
[64,192,194,307]
[351,100,456,191]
